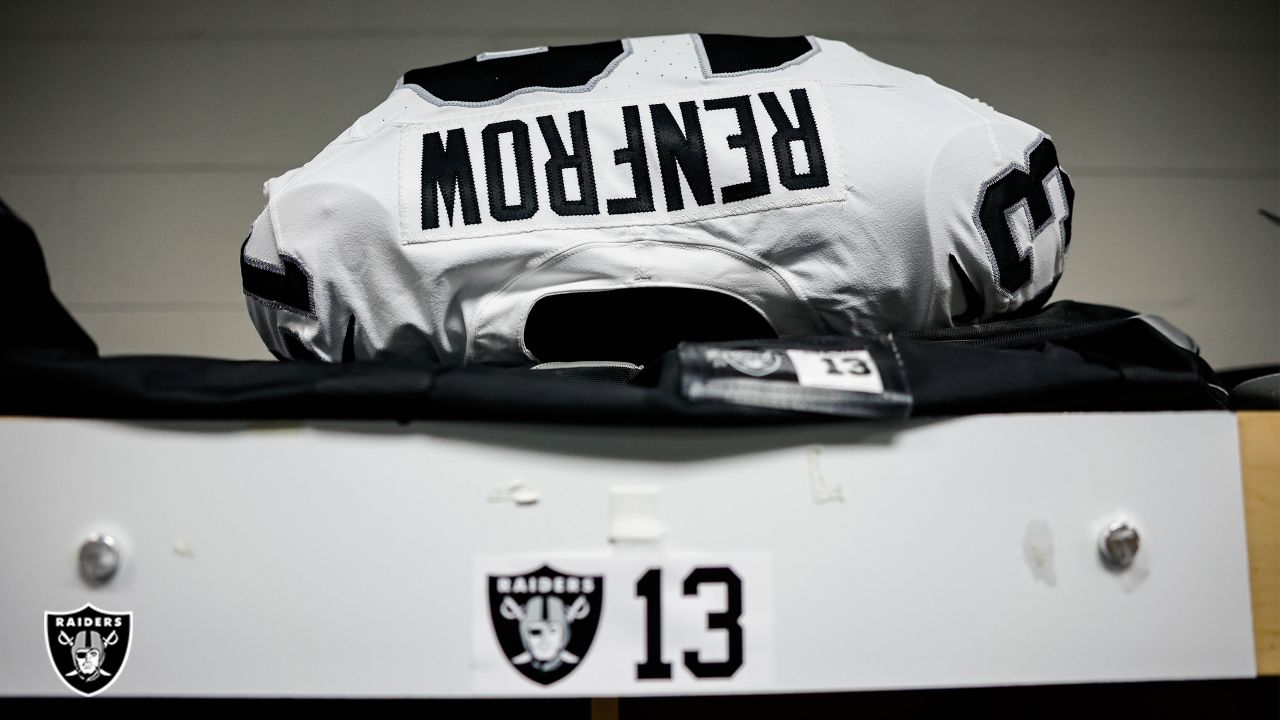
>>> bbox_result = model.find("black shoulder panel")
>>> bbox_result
[697,34,815,76]
[402,40,626,104]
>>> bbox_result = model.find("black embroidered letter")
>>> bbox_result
[421,129,482,229]
[703,95,770,203]
[606,105,656,215]
[650,101,716,212]
[759,89,829,191]
[482,120,539,222]
[538,111,600,216]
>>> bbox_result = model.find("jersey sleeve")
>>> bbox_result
[239,198,332,362]
[927,104,1075,322]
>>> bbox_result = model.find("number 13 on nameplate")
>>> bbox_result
[471,553,774,693]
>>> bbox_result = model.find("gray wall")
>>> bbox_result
[1,1,1276,367]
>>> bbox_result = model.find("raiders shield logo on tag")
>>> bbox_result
[45,604,133,697]
[720,348,783,377]
[488,565,603,685]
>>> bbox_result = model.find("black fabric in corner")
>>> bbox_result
[0,349,434,420]
[0,199,98,356]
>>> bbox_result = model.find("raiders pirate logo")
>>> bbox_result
[45,604,133,697]
[488,565,603,685]
[720,348,783,377]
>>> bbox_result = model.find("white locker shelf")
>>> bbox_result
[0,412,1256,697]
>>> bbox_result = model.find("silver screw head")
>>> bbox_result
[78,534,120,585]
[1098,520,1140,569]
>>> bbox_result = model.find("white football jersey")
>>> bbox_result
[241,34,1074,365]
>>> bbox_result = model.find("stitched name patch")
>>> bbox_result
[397,81,843,243]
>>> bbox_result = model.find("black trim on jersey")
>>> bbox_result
[977,137,1072,295]
[949,255,984,324]
[240,235,315,317]
[697,34,815,75]
[606,105,656,215]
[538,111,600,216]
[703,95,770,203]
[402,40,626,104]
[422,129,482,229]
[650,101,715,212]
[341,316,357,362]
[1062,168,1076,248]
[759,90,829,190]
[482,120,539,222]
[281,328,322,362]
